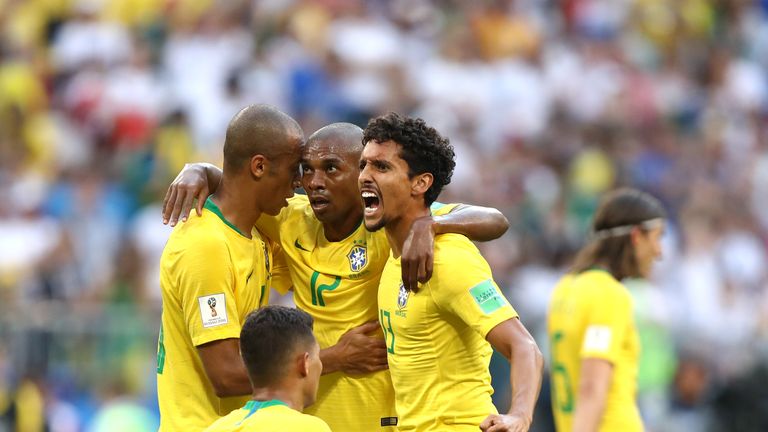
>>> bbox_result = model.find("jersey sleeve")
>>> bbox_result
[430,237,518,337]
[270,243,293,295]
[579,284,633,364]
[430,201,459,216]
[177,234,243,346]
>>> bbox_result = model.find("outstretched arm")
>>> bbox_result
[401,204,509,291]
[480,318,543,432]
[162,163,223,226]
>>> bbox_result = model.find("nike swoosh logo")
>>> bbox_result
[294,239,310,252]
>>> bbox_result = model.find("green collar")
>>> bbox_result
[204,197,247,238]
[241,399,289,422]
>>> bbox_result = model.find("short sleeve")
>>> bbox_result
[270,243,293,295]
[579,287,632,364]
[178,235,243,346]
[430,237,518,337]
[430,201,459,216]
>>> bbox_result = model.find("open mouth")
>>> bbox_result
[361,191,380,215]
[309,196,330,211]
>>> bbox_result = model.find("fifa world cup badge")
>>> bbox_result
[208,297,218,317]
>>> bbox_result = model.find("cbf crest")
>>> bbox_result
[397,282,409,310]
[347,243,367,272]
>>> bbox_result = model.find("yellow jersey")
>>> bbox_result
[157,197,273,431]
[204,400,332,432]
[547,269,642,432]
[256,196,457,432]
[377,233,518,431]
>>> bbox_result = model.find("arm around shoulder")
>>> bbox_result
[433,203,510,242]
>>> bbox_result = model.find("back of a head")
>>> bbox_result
[362,112,456,206]
[571,188,667,279]
[223,104,304,172]
[240,306,315,387]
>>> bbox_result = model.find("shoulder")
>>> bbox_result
[300,414,332,431]
[573,270,631,306]
[433,233,483,265]
[165,211,230,254]
[430,201,459,216]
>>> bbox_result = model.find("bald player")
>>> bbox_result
[156,105,304,431]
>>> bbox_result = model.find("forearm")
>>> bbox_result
[211,366,253,397]
[572,361,612,432]
[572,394,607,432]
[199,162,223,193]
[319,346,342,375]
[432,205,509,241]
[506,337,544,422]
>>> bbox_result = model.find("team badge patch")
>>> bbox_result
[199,293,228,328]
[397,283,409,310]
[347,245,367,272]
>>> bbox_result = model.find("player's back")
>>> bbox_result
[547,269,642,432]
[378,233,518,431]
[204,401,332,432]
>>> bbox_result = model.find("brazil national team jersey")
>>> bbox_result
[377,233,518,431]
[256,196,457,432]
[547,269,642,432]
[157,198,273,431]
[204,400,332,432]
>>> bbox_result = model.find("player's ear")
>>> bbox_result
[629,226,642,246]
[250,155,268,179]
[298,352,310,378]
[411,173,433,197]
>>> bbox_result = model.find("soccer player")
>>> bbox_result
[204,306,331,432]
[162,122,510,431]
[358,112,543,432]
[157,105,304,431]
[547,188,666,432]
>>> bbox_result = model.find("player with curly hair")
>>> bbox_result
[359,112,543,432]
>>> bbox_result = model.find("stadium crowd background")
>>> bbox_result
[1,0,768,430]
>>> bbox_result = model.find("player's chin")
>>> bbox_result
[363,214,386,232]
[265,200,288,216]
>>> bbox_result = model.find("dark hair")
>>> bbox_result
[240,305,315,387]
[362,112,455,206]
[571,188,666,280]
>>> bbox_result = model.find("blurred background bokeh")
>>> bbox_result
[1,0,768,430]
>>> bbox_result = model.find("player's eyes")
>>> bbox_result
[327,166,337,173]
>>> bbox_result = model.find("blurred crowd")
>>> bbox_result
[1,0,768,430]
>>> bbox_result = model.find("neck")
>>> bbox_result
[212,177,260,238]
[323,209,363,242]
[386,204,431,258]
[251,384,304,412]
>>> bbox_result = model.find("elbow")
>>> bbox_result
[476,209,509,242]
[487,211,510,241]
[527,337,544,373]
[209,376,244,398]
